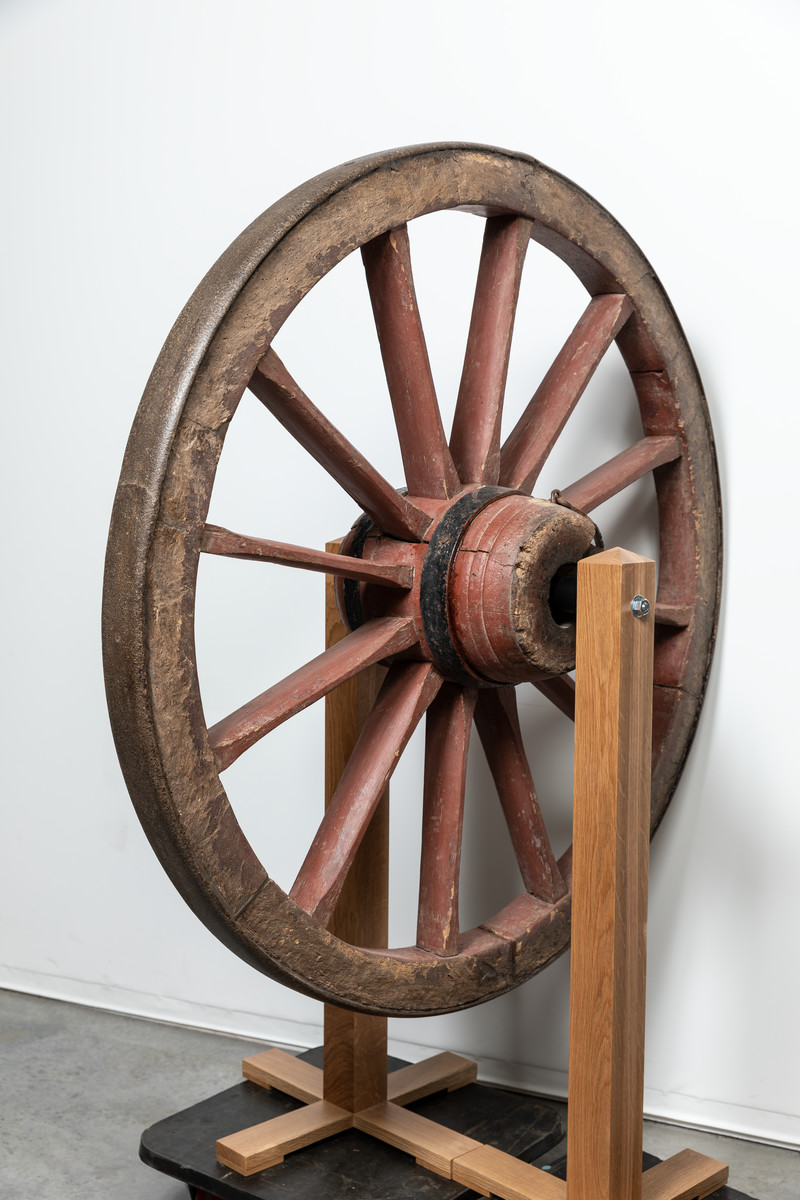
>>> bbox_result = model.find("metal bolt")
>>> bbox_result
[631,595,651,619]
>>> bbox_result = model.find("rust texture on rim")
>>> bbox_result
[102,144,721,1017]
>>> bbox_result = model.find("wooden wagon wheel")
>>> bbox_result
[103,143,721,1018]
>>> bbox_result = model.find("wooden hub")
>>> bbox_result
[339,488,596,687]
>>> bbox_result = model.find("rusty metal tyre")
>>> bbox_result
[103,143,721,1017]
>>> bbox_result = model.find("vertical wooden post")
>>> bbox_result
[322,548,389,1112]
[567,548,655,1200]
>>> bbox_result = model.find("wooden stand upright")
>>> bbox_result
[563,549,727,1200]
[215,548,728,1200]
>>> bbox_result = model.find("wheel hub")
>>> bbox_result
[341,487,596,686]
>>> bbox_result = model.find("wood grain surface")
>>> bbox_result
[567,548,654,1200]
[322,553,390,1110]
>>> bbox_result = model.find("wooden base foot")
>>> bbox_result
[641,1149,729,1200]
[216,1098,352,1176]
[386,1051,478,1104]
[243,1048,323,1103]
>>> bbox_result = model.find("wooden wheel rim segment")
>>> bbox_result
[103,144,721,1017]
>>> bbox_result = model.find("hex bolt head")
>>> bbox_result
[631,594,651,619]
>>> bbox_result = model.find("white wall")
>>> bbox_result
[2,0,798,1150]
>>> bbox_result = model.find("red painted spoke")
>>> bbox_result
[416,685,478,957]
[361,226,459,499]
[475,689,566,902]
[290,663,443,925]
[208,617,418,771]
[250,350,431,542]
[532,675,575,721]
[201,524,412,589]
[499,294,633,492]
[559,435,682,513]
[450,216,533,485]
[653,602,693,628]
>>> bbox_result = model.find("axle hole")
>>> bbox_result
[549,564,578,626]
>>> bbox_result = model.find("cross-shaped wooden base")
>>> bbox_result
[216,1045,479,1176]
[215,1042,727,1200]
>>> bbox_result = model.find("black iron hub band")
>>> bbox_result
[417,486,516,686]
[340,511,374,635]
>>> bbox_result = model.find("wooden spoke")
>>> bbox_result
[416,686,478,957]
[653,602,693,628]
[250,350,431,542]
[559,435,682,513]
[361,226,459,499]
[532,674,576,721]
[474,689,566,903]
[208,617,418,771]
[291,663,443,925]
[499,294,633,492]
[201,525,412,589]
[449,216,533,485]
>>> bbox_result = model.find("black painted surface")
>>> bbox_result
[140,1048,563,1199]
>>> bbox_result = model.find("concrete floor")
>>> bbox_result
[1,989,797,1199]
